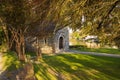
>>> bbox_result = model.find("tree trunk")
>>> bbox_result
[21,34,26,61]
[19,32,26,61]
[52,42,56,53]
[15,37,26,61]
[10,28,26,61]
[36,37,42,60]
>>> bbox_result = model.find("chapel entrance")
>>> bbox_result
[59,37,64,49]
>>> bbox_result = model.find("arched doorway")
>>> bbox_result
[59,37,64,49]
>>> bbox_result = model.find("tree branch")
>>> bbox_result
[97,0,120,30]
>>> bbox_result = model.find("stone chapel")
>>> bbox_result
[25,27,69,54]
[25,0,69,54]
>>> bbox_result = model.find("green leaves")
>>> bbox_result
[0,0,29,28]
[0,0,120,47]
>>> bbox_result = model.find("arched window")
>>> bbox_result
[59,37,64,49]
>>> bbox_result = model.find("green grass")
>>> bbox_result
[1,51,120,80]
[2,52,22,71]
[34,54,120,80]
[70,45,120,55]
[0,44,22,72]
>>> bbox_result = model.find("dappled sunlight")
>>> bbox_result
[34,54,120,80]
[0,52,120,80]
[58,54,104,68]
[34,63,58,80]
[81,68,113,80]
[91,68,118,80]
[0,52,23,80]
[2,52,21,72]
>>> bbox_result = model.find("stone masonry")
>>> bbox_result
[26,27,69,54]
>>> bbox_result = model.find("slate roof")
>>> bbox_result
[26,20,60,38]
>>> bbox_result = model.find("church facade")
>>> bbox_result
[25,27,69,54]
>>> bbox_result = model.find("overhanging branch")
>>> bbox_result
[97,0,120,30]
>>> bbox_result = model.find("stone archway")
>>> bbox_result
[59,37,64,49]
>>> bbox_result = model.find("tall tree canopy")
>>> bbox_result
[0,0,120,61]
[0,0,31,61]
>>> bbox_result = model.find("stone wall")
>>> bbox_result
[25,37,54,54]
[54,27,69,53]
[25,27,69,54]
[86,42,100,48]
[39,37,54,54]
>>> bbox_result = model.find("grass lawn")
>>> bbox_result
[34,53,120,80]
[1,51,120,80]
[70,45,120,55]
[1,52,22,71]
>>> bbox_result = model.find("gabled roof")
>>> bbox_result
[26,20,59,38]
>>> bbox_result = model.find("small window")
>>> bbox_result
[44,38,47,45]
[45,38,47,44]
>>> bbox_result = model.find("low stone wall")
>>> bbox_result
[86,42,100,48]
[41,46,53,54]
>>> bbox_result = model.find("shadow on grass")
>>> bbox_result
[1,51,120,80]
[0,51,23,80]
[34,54,120,80]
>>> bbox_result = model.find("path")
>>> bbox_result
[0,52,5,79]
[66,50,120,58]
[0,52,5,80]
[0,52,4,74]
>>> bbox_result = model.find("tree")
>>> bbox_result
[0,0,31,61]
[0,25,4,45]
[0,0,119,62]
[74,0,120,48]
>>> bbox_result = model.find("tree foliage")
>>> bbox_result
[0,0,120,61]
[0,0,30,61]
[76,0,120,47]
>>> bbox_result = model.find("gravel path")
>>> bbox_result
[0,52,3,74]
[66,50,120,58]
[0,52,5,80]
